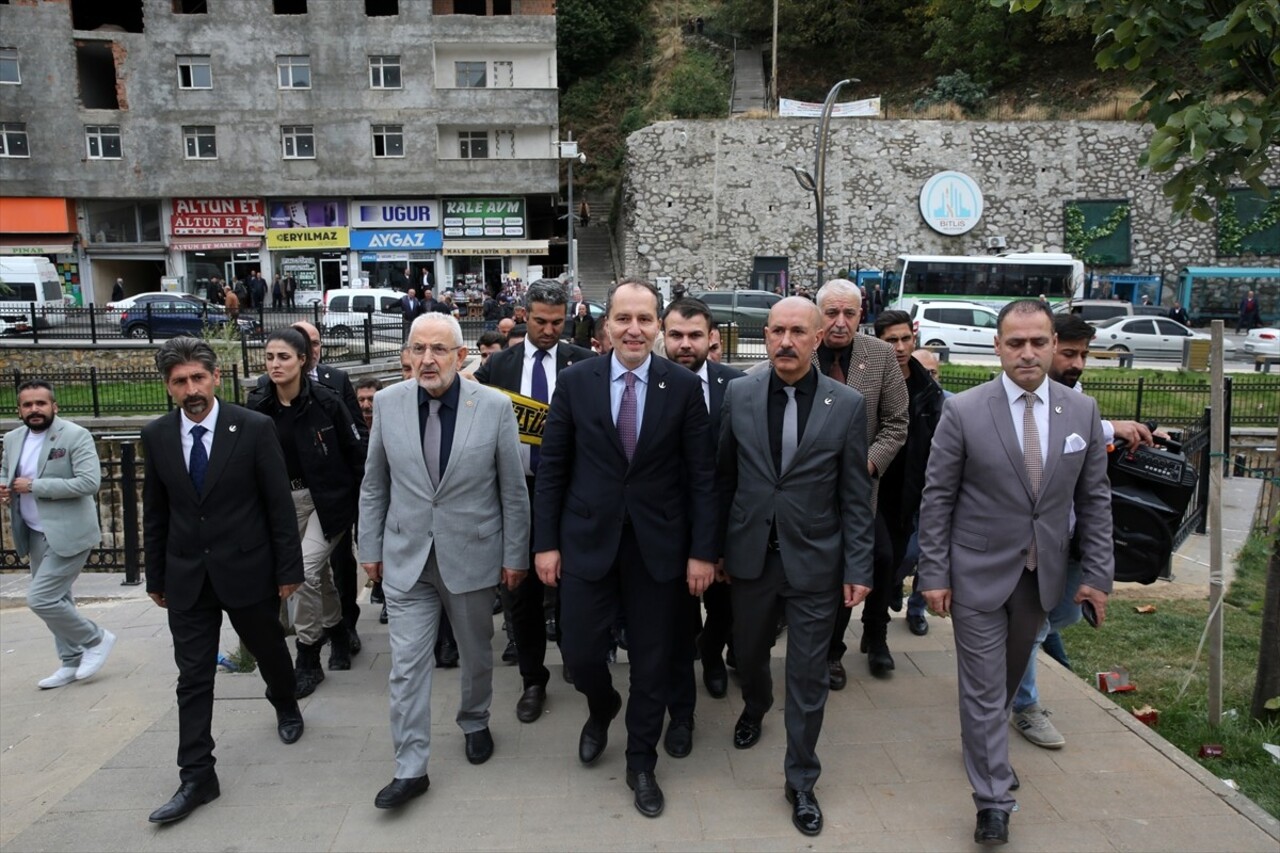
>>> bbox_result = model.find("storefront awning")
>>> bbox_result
[168,236,263,251]
[0,236,75,255]
[442,240,549,257]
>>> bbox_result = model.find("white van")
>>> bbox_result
[0,256,68,329]
[321,287,405,339]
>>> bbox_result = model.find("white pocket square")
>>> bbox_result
[1064,433,1087,453]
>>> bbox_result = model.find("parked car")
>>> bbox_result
[910,300,1000,353]
[107,290,201,312]
[1053,299,1165,325]
[1091,316,1236,359]
[118,293,254,339]
[1241,327,1280,358]
[689,289,782,336]
[322,288,405,339]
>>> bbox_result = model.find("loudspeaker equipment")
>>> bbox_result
[1107,435,1197,584]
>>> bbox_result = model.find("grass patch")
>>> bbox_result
[1059,532,1280,819]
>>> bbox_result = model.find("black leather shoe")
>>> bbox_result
[828,659,847,691]
[785,786,823,836]
[664,718,694,758]
[907,614,929,636]
[733,712,762,749]
[725,647,736,670]
[867,642,895,678]
[370,583,385,604]
[374,774,430,809]
[436,639,459,668]
[545,616,558,642]
[626,769,665,818]
[492,590,504,615]
[1010,768,1019,791]
[465,727,494,765]
[348,625,363,655]
[562,664,575,684]
[379,604,388,624]
[276,704,304,745]
[702,658,728,699]
[974,808,1009,845]
[516,685,546,723]
[502,640,518,664]
[148,776,220,824]
[578,690,622,765]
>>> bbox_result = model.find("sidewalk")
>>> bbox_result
[1,486,1277,851]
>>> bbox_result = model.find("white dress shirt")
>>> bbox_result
[1001,372,1049,464]
[521,339,560,476]
[180,399,220,471]
[695,362,711,412]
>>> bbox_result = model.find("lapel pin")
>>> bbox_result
[717,376,724,384]
[658,381,666,389]
[1054,405,1063,414]
[466,399,475,408]
[228,424,237,432]
[824,396,833,406]
[858,363,866,370]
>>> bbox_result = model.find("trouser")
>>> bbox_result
[558,523,684,773]
[732,549,840,792]
[331,528,360,630]
[289,489,343,645]
[951,568,1046,813]
[170,576,296,784]
[699,580,733,662]
[1013,557,1083,713]
[502,552,553,689]
[27,534,102,667]
[666,589,702,721]
[387,548,495,778]
[830,512,894,657]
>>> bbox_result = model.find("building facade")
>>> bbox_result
[0,0,559,304]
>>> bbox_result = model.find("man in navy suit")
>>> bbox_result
[534,279,718,819]
[658,297,745,759]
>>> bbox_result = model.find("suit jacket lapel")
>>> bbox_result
[6,427,26,480]
[398,383,432,488]
[163,410,200,503]
[438,382,477,490]
[596,359,627,461]
[35,420,60,477]
[987,383,1035,501]
[200,406,242,500]
[631,358,669,463]
[1039,382,1068,491]
[708,364,727,434]
[748,373,776,478]
[555,343,583,372]
[787,377,835,476]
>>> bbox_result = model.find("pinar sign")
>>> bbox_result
[170,198,266,236]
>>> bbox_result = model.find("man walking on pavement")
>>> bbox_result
[1,380,115,689]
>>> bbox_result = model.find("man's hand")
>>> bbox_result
[1110,420,1154,447]
[1074,584,1108,627]
[687,558,715,597]
[11,477,32,494]
[148,592,167,609]
[867,461,878,478]
[714,558,730,584]
[363,561,383,583]
[922,588,951,617]
[843,583,871,608]
[535,550,561,587]
[279,583,302,601]
[502,568,526,590]
[0,483,10,506]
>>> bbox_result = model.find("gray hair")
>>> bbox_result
[815,278,862,310]
[525,279,568,309]
[605,277,662,318]
[155,336,218,379]
[410,312,464,348]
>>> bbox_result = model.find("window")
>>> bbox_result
[173,0,209,12]
[71,0,143,32]
[0,48,19,85]
[328,296,349,312]
[365,0,398,14]
[369,55,401,89]
[1125,320,1157,335]
[492,60,513,88]
[75,43,119,109]
[372,124,404,158]
[177,55,212,89]
[459,130,488,159]
[183,125,216,159]
[1063,199,1132,265]
[273,0,307,12]
[276,55,311,89]
[281,125,315,159]
[0,123,29,158]
[1156,319,1192,336]
[455,61,486,88]
[85,200,161,243]
[85,125,122,159]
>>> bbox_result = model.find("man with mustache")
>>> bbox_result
[1,380,115,690]
[141,337,305,824]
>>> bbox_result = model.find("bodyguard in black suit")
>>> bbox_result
[534,279,718,819]
[658,298,745,760]
[143,337,305,824]
[474,280,593,724]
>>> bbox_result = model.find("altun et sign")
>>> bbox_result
[919,171,984,236]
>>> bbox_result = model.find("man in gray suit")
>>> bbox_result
[360,313,530,810]
[917,299,1114,846]
[717,297,874,837]
[1,380,115,689]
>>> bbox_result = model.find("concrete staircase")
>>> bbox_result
[574,189,616,302]
[731,46,767,114]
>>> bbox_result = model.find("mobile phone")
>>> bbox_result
[1081,599,1099,629]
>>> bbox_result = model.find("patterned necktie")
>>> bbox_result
[189,424,208,495]
[1022,391,1042,570]
[618,371,638,461]
[780,386,798,472]
[530,349,549,473]
[828,354,846,386]
[423,398,442,488]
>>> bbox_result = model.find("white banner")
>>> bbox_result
[779,97,880,118]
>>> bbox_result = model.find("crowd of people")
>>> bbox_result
[6,276,1145,846]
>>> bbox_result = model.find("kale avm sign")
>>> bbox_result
[442,198,526,238]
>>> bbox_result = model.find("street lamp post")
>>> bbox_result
[559,134,587,288]
[786,78,856,288]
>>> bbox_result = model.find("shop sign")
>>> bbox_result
[266,227,350,250]
[267,199,348,229]
[442,198,525,239]
[349,228,444,251]
[919,171,984,236]
[5,244,73,255]
[280,256,319,290]
[171,198,265,236]
[350,200,440,228]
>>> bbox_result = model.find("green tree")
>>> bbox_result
[999,1,1280,220]
[923,0,1089,86]
[557,0,649,88]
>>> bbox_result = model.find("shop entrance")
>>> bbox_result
[89,258,165,303]
[320,256,346,291]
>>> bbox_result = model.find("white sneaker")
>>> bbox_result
[1013,703,1065,749]
[38,667,79,689]
[74,630,116,681]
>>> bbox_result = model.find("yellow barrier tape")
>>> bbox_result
[491,386,549,446]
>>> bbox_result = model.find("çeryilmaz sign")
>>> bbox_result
[919,171,984,236]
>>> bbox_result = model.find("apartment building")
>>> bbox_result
[0,0,559,304]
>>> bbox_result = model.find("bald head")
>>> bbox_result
[769,296,822,329]
[766,297,823,384]
[912,348,941,381]
[293,320,322,370]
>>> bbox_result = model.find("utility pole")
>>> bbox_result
[771,0,779,116]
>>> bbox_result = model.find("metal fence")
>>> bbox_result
[2,366,244,418]
[1172,408,1213,552]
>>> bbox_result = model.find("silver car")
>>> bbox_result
[1092,316,1236,359]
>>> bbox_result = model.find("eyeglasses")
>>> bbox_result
[408,343,461,358]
